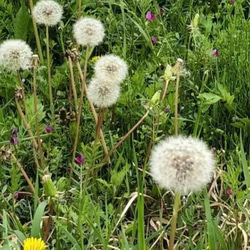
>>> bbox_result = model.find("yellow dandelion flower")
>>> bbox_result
[23,237,46,250]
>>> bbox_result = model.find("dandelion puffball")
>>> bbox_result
[87,78,120,108]
[150,136,215,195]
[0,39,33,72]
[73,17,105,47]
[94,55,128,83]
[33,0,63,26]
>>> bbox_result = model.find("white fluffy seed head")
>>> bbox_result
[87,78,120,108]
[73,17,105,47]
[33,0,63,26]
[94,55,128,83]
[0,39,33,72]
[150,135,215,195]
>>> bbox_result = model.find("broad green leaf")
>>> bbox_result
[14,1,30,41]
[198,93,221,105]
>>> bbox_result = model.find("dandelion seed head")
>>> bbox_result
[150,135,215,194]
[94,55,128,83]
[73,17,105,47]
[87,78,120,108]
[0,40,32,72]
[33,0,63,26]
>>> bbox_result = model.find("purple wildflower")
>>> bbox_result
[226,188,233,196]
[75,154,84,165]
[164,105,171,113]
[212,49,219,57]
[159,8,164,15]
[146,11,156,21]
[11,128,18,136]
[151,36,158,45]
[230,0,235,3]
[45,125,53,133]
[10,137,18,145]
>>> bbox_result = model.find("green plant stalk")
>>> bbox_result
[43,200,54,242]
[46,25,54,123]
[68,56,78,112]
[145,79,170,161]
[11,154,35,194]
[17,71,28,115]
[96,108,105,139]
[78,0,82,19]
[169,192,180,250]
[33,56,45,169]
[174,75,180,136]
[28,0,44,64]
[71,47,90,179]
[102,110,150,163]
[15,97,38,150]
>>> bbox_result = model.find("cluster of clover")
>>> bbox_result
[0,1,215,249]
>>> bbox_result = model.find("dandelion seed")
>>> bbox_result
[150,135,215,194]
[23,237,46,250]
[33,0,63,26]
[0,40,32,72]
[94,54,128,83]
[87,78,120,108]
[73,17,105,47]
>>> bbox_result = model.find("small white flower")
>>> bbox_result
[0,39,33,72]
[33,0,63,26]
[87,78,120,108]
[94,54,128,83]
[73,17,105,47]
[150,135,215,195]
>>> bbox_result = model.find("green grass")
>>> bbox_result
[0,0,250,249]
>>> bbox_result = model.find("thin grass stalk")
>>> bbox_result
[169,192,181,250]
[145,79,170,161]
[102,110,150,163]
[17,71,28,115]
[70,47,90,179]
[46,25,54,123]
[15,97,38,149]
[68,56,78,112]
[11,154,35,194]
[28,0,44,64]
[33,55,45,169]
[78,0,82,19]
[174,75,180,136]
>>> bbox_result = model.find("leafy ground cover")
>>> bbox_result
[0,0,250,249]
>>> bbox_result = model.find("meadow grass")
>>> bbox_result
[0,0,250,249]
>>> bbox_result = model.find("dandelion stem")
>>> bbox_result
[28,0,44,64]
[174,75,180,136]
[33,55,45,169]
[17,71,28,115]
[43,200,55,242]
[162,80,170,102]
[11,154,35,194]
[169,192,181,250]
[70,47,90,180]
[96,108,105,138]
[68,56,78,112]
[103,110,150,163]
[46,25,54,123]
